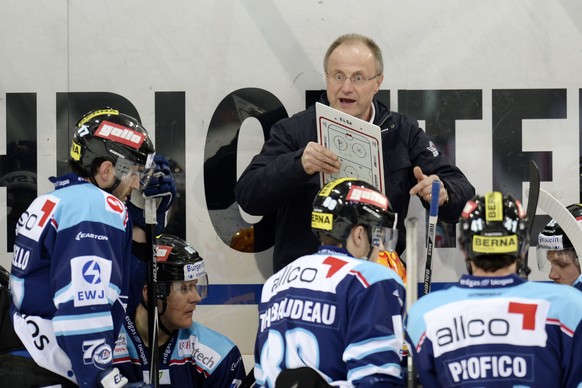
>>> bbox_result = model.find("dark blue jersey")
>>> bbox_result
[406,274,582,387]
[113,314,246,387]
[9,174,133,387]
[254,246,406,387]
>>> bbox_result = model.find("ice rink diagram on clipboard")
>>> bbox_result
[316,102,384,194]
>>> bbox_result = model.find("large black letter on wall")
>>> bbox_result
[492,89,564,196]
[2,93,37,251]
[155,92,186,238]
[398,89,482,247]
[205,88,288,253]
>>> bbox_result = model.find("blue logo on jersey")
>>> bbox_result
[82,260,102,284]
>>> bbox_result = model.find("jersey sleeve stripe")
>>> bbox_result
[344,335,401,360]
[53,312,113,335]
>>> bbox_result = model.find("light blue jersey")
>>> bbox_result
[9,174,133,386]
[255,246,406,387]
[406,274,582,387]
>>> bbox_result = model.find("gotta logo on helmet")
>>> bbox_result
[94,120,145,149]
[312,211,333,230]
[346,187,388,209]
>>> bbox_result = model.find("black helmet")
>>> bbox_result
[69,108,156,186]
[536,203,582,271]
[155,234,208,299]
[459,191,528,260]
[311,178,397,251]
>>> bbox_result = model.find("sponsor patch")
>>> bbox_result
[311,211,333,230]
[83,338,112,366]
[472,235,517,253]
[537,234,564,250]
[71,256,112,307]
[427,141,439,156]
[485,192,503,221]
[184,261,206,281]
[15,195,60,242]
[156,245,172,262]
[346,186,387,209]
[185,336,222,372]
[95,120,145,149]
[70,140,82,161]
[103,191,126,218]
[424,297,549,357]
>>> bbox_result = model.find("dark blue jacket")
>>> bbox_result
[235,95,475,271]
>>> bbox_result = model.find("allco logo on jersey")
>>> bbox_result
[95,120,145,149]
[425,298,548,357]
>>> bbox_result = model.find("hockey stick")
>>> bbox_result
[531,188,582,257]
[422,180,441,295]
[404,217,419,388]
[519,161,540,279]
[145,197,160,387]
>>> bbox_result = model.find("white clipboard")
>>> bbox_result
[316,102,384,193]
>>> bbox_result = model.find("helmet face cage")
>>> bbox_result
[459,191,529,260]
[536,203,582,272]
[370,225,398,252]
[155,234,208,300]
[311,178,397,250]
[69,108,155,186]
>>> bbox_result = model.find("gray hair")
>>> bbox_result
[323,33,384,75]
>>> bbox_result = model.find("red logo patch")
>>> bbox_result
[346,187,388,209]
[155,245,173,262]
[94,120,145,149]
[106,195,124,214]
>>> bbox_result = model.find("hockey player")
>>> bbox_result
[537,203,582,291]
[113,234,246,387]
[0,108,156,387]
[254,177,406,387]
[405,191,582,387]
[126,153,177,315]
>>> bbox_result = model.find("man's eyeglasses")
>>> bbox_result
[326,72,381,86]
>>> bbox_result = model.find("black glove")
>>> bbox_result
[127,155,176,235]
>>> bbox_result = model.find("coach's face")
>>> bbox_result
[325,41,383,122]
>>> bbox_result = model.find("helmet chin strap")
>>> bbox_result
[365,225,375,261]
[104,178,122,195]
[345,225,376,261]
[140,295,175,338]
[90,175,122,195]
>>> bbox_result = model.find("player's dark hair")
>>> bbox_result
[469,254,517,273]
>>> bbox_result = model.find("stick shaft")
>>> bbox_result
[423,181,441,295]
[521,161,540,279]
[145,198,159,387]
